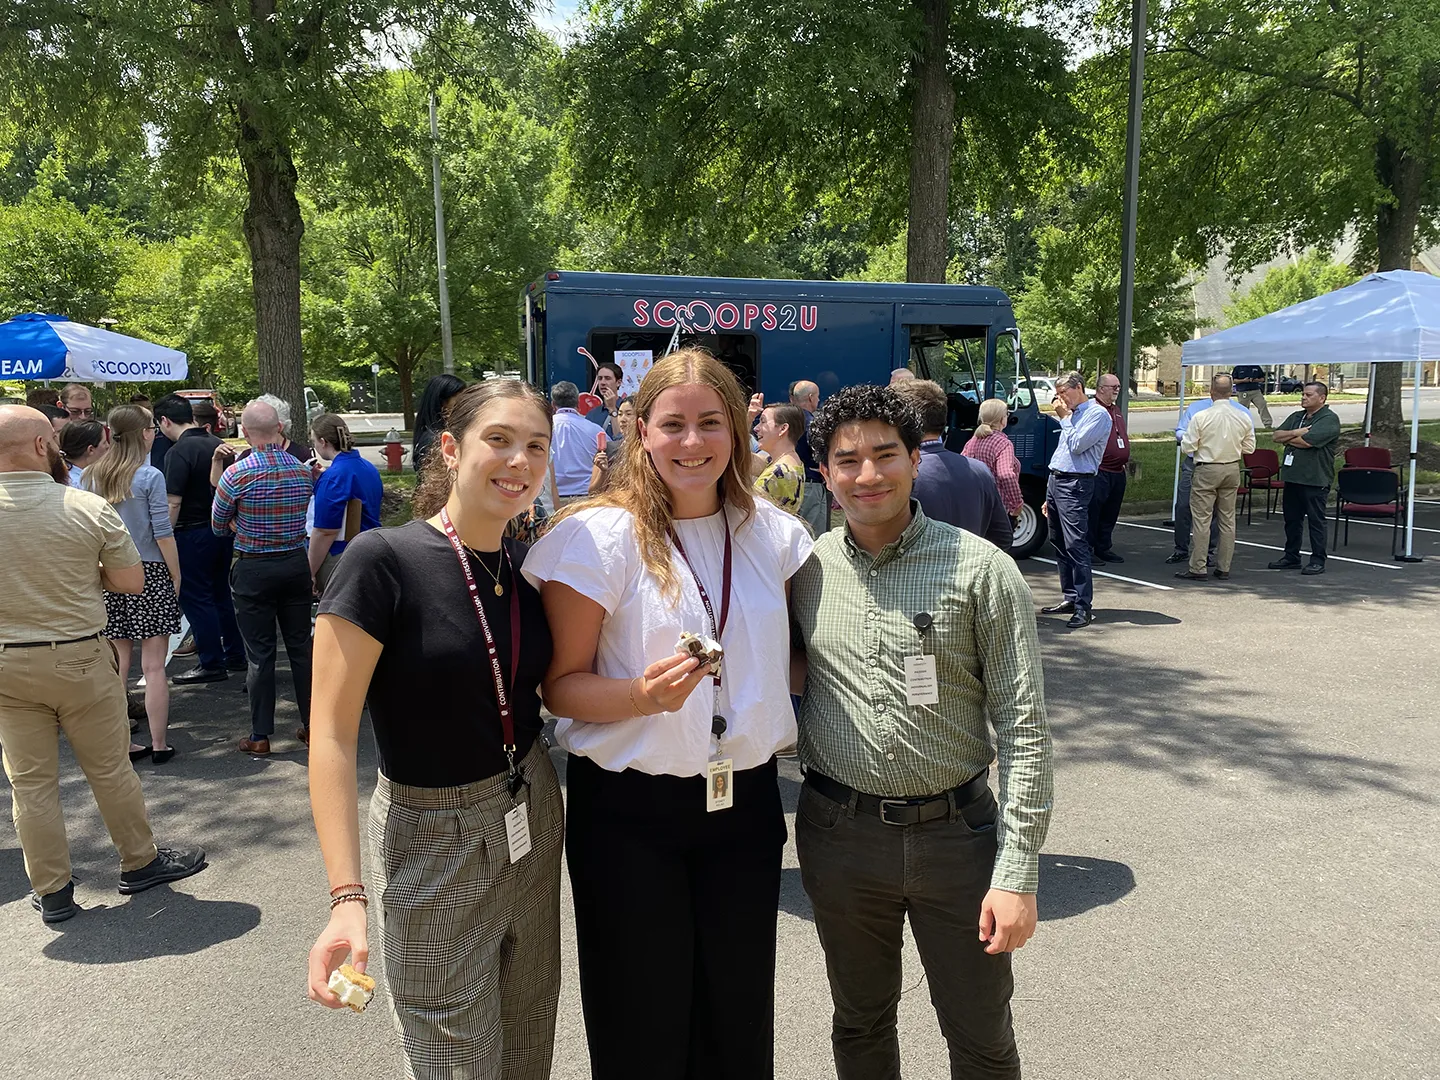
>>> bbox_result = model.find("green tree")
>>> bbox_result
[562,0,1076,285]
[3,0,533,439]
[1133,0,1440,434]
[1224,253,1360,326]
[0,191,138,322]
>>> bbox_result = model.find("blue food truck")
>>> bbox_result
[520,271,1060,556]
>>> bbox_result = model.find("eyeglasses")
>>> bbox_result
[66,407,96,418]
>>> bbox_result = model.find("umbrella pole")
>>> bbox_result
[1362,363,1375,446]
[1399,358,1423,561]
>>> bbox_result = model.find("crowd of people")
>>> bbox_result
[1,355,1342,1079]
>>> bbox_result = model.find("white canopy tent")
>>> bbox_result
[1178,270,1440,561]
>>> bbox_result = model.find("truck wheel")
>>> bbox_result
[1008,496,1048,559]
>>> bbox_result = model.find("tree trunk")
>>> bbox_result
[905,0,954,284]
[1370,135,1424,437]
[238,103,309,443]
[397,345,416,431]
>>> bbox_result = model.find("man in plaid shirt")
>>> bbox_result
[212,400,314,755]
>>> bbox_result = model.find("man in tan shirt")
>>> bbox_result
[1177,375,1256,581]
[0,406,206,924]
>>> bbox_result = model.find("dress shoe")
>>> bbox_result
[173,666,228,685]
[1302,562,1325,575]
[173,633,197,658]
[152,748,176,764]
[129,745,152,762]
[1040,601,1076,615]
[31,880,77,924]
[1096,550,1125,564]
[1064,610,1095,629]
[226,656,247,673]
[297,726,310,747]
[118,847,207,895]
[1173,570,1208,581]
[238,737,271,755]
[1267,558,1302,570]
[1213,569,1230,580]
[1164,551,1188,564]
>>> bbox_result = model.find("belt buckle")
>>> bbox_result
[878,799,912,826]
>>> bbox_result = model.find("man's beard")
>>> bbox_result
[47,444,69,484]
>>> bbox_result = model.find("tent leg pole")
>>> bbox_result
[1167,380,1187,525]
[1362,362,1375,446]
[1398,358,1423,562]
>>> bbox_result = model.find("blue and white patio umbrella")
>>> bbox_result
[0,312,188,382]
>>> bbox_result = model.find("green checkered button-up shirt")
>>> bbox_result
[791,503,1054,893]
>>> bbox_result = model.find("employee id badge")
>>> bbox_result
[904,654,940,706]
[1284,451,1295,466]
[1116,438,1125,449]
[706,758,735,813]
[504,801,533,864]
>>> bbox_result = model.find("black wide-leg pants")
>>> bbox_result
[565,753,785,1080]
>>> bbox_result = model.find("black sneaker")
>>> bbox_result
[1096,550,1125,564]
[31,880,77,924]
[226,656,247,673]
[118,847,207,895]
[1302,562,1325,576]
[1164,551,1188,564]
[1267,558,1303,570]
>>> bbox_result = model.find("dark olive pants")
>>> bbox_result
[796,780,1020,1080]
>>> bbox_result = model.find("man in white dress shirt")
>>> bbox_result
[548,381,605,506]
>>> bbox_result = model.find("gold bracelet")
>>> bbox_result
[628,676,649,717]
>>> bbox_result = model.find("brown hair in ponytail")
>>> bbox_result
[412,380,554,520]
[310,413,355,453]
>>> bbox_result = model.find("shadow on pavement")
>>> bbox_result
[779,866,812,922]
[1037,854,1135,921]
[41,885,260,964]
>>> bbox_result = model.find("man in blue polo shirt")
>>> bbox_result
[307,413,383,595]
[1042,371,1112,628]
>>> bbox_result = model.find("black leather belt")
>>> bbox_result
[804,769,989,826]
[2,634,101,649]
[1050,470,1093,479]
[235,548,306,560]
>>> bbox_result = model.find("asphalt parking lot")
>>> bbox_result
[1,503,1437,1079]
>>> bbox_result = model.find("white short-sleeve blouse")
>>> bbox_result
[523,499,813,776]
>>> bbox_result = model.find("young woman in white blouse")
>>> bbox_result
[524,348,813,1080]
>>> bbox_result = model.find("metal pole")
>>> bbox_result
[1115,0,1147,423]
[374,372,380,413]
[1400,358,1423,561]
[1362,362,1375,446]
[430,91,455,376]
[1169,369,1186,524]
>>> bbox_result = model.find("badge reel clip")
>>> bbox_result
[905,612,941,709]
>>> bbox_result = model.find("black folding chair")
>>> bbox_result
[1333,468,1405,556]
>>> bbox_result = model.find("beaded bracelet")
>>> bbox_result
[329,882,363,897]
[330,891,368,910]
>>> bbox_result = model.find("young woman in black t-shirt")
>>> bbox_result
[305,380,563,1080]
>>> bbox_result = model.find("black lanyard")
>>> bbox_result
[439,508,525,795]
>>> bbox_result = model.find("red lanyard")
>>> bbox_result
[669,518,732,689]
[440,508,523,787]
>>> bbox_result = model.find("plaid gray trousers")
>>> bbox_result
[369,740,565,1080]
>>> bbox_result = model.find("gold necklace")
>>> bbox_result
[467,547,506,596]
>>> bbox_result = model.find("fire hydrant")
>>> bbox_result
[383,428,407,473]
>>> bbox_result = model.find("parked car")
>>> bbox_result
[175,389,237,435]
[1268,375,1304,393]
[304,385,325,422]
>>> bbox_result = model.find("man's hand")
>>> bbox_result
[979,888,1037,954]
[213,443,237,466]
[600,385,618,411]
[1052,396,1071,420]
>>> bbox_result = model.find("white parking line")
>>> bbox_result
[1032,556,1176,591]
[1115,521,1403,570]
[1342,517,1440,536]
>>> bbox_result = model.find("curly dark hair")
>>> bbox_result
[807,384,924,466]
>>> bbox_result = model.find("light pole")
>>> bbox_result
[372,363,381,413]
[429,92,455,376]
[1115,0,1147,422]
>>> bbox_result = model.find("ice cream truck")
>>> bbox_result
[520,270,1060,557]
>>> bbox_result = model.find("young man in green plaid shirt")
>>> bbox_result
[790,385,1053,1080]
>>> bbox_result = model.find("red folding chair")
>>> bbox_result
[1242,449,1282,518]
[1333,468,1405,556]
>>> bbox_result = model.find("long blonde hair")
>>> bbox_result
[554,348,755,600]
[973,398,1008,439]
[84,405,151,504]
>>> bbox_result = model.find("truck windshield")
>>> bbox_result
[907,326,987,396]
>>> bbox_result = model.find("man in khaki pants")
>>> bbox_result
[1175,376,1256,582]
[0,406,206,924]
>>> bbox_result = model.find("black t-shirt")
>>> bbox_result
[164,427,225,529]
[150,432,174,471]
[318,519,553,787]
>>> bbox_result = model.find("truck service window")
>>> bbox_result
[586,329,760,393]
